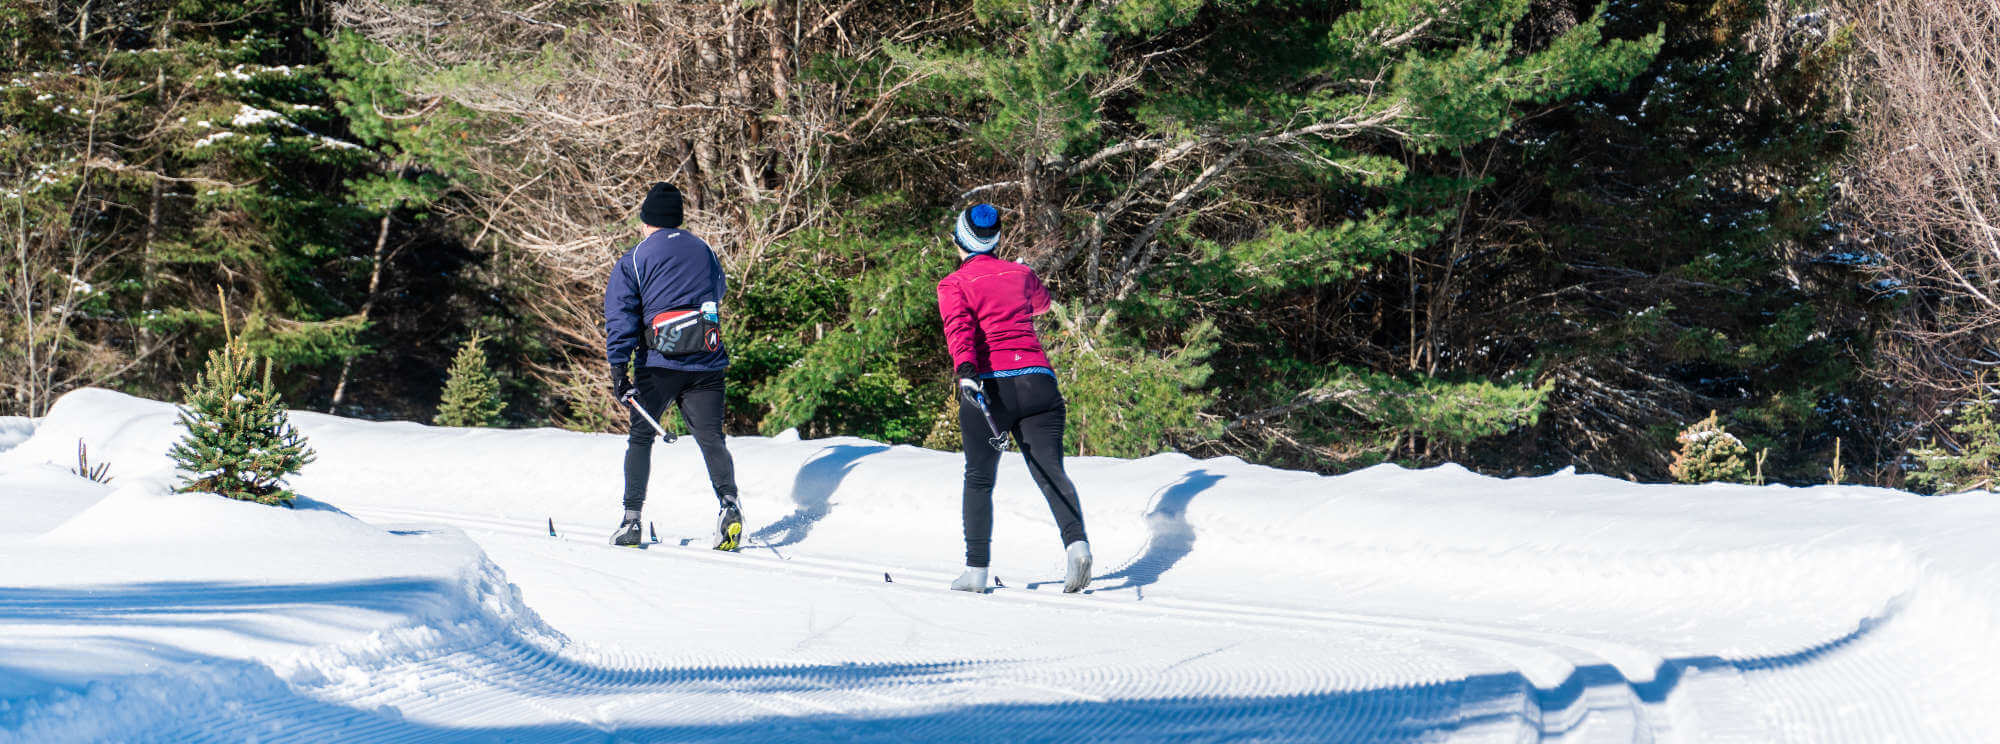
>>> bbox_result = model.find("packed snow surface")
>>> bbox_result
[0,417,32,455]
[2,388,1997,742]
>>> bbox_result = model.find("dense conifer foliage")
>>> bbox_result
[7,0,1983,486]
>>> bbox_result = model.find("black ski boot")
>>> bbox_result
[611,516,644,547]
[712,489,743,552]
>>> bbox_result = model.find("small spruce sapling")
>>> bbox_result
[167,339,317,506]
[1909,382,2000,494]
[1669,411,1753,484]
[434,333,506,427]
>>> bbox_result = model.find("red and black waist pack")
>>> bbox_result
[646,307,722,356]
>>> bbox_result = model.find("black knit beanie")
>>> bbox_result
[640,182,683,229]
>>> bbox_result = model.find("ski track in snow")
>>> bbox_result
[1,390,1995,742]
[334,506,1928,743]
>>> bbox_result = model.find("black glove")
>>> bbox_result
[611,366,635,400]
[955,362,981,404]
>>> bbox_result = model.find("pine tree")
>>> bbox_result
[168,340,316,505]
[864,0,1660,469]
[1669,411,1753,485]
[1465,0,1871,482]
[1049,311,1219,458]
[434,334,505,428]
[1,0,433,415]
[1908,386,2000,495]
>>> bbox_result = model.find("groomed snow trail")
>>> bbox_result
[3,390,1997,742]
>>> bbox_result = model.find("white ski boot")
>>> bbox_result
[1063,541,1092,593]
[950,566,989,593]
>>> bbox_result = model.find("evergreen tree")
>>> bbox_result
[168,340,316,505]
[1669,412,1753,485]
[746,212,952,441]
[747,0,1663,462]
[1,2,479,419]
[1049,311,1219,458]
[1455,0,1869,480]
[1908,386,2000,495]
[434,334,504,428]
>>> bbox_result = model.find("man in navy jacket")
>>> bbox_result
[604,182,741,550]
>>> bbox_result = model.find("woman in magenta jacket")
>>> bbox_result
[935,203,1091,594]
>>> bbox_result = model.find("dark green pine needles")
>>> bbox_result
[168,342,317,506]
[434,334,505,428]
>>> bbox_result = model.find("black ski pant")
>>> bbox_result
[624,367,736,512]
[959,373,1087,568]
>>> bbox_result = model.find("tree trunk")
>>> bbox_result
[138,170,163,338]
[763,2,791,104]
[726,8,761,203]
[139,15,170,342]
[328,211,392,412]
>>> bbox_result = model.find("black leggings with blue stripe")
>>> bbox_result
[958,372,1087,568]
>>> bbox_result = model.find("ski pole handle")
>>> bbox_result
[959,385,1010,452]
[623,393,677,444]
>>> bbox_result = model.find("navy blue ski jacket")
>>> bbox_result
[604,228,729,372]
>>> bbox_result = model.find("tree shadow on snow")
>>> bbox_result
[0,577,1898,743]
[0,578,456,622]
[752,444,889,548]
[0,578,467,650]
[376,615,1894,741]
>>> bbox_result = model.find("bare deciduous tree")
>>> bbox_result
[1843,0,2000,434]
[332,0,937,426]
[3,170,147,417]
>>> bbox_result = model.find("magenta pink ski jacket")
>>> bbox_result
[936,254,1054,374]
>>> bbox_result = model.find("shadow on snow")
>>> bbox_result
[0,573,1899,742]
[751,444,888,548]
[1089,470,1225,597]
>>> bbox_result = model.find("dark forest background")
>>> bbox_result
[6,0,1996,490]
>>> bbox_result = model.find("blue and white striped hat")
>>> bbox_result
[953,203,1002,254]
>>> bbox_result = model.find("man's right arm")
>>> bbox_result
[604,252,643,371]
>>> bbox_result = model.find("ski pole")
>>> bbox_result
[623,392,677,444]
[958,382,1011,452]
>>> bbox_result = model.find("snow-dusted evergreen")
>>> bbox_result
[167,342,316,505]
[1669,411,1753,484]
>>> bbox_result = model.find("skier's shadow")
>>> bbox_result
[753,443,889,548]
[1082,469,1224,597]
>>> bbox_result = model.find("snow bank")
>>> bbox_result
[0,432,563,741]
[0,417,32,455]
[5,388,2000,739]
[8,389,1991,653]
